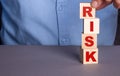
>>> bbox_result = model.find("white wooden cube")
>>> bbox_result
[80,48,98,64]
[82,33,97,49]
[84,18,100,34]
[80,3,96,19]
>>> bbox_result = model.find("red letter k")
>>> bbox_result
[86,51,96,62]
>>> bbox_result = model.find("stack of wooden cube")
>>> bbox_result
[80,3,100,64]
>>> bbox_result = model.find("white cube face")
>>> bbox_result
[82,33,97,49]
[80,3,96,19]
[84,18,100,34]
[81,49,98,64]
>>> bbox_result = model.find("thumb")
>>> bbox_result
[91,0,112,10]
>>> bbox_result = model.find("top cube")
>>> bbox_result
[80,3,96,19]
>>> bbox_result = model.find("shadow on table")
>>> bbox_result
[50,46,80,62]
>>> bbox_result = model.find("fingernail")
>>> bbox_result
[92,1,98,8]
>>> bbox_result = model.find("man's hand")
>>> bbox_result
[91,0,120,10]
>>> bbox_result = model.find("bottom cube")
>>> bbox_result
[80,48,98,64]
